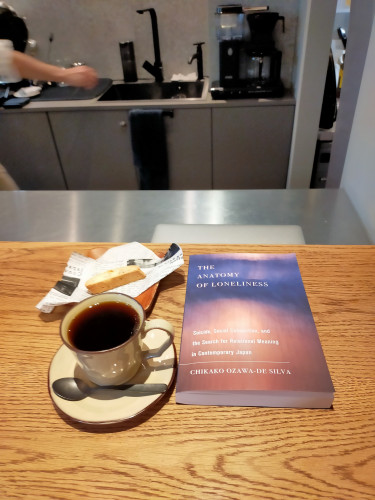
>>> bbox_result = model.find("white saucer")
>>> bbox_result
[48,329,176,424]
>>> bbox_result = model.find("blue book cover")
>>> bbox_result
[176,253,334,408]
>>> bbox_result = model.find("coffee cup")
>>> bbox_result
[60,292,174,386]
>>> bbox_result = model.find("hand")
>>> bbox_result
[61,66,98,89]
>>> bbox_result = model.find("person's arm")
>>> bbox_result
[11,50,98,89]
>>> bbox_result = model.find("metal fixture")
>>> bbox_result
[188,42,205,80]
[136,8,163,82]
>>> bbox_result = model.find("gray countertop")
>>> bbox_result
[0,189,370,244]
[1,79,295,113]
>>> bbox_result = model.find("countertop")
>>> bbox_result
[0,188,371,244]
[1,242,374,499]
[1,79,295,113]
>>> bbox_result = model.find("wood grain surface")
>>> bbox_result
[0,242,374,500]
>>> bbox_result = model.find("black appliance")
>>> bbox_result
[211,6,285,99]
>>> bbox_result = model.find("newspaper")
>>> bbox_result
[36,242,184,313]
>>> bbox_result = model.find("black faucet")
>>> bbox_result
[188,42,205,81]
[137,8,163,83]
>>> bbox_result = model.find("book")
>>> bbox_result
[176,253,334,408]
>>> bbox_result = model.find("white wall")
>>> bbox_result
[286,0,337,188]
[327,0,375,188]
[8,0,209,81]
[340,11,375,243]
[8,0,298,87]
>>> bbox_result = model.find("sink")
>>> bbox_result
[98,80,207,101]
[33,78,113,101]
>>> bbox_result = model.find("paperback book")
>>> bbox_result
[176,253,334,408]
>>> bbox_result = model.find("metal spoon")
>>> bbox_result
[127,243,179,268]
[52,377,168,401]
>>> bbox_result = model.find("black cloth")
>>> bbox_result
[129,109,169,190]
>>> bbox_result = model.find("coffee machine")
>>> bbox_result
[211,5,285,99]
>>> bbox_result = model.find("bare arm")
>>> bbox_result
[11,51,98,89]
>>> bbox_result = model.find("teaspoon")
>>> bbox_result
[127,243,179,268]
[52,377,168,401]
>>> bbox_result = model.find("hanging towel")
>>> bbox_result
[129,109,169,189]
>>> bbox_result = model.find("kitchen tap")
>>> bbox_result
[188,42,205,80]
[136,8,163,82]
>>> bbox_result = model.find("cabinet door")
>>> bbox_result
[166,108,212,189]
[49,111,138,189]
[212,106,295,189]
[50,108,212,190]
[0,112,66,189]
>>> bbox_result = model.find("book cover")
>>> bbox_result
[176,253,334,408]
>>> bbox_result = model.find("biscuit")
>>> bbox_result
[85,265,146,294]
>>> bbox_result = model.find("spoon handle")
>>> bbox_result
[127,243,179,268]
[51,378,169,401]
[104,383,168,393]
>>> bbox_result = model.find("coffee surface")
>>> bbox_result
[68,301,139,351]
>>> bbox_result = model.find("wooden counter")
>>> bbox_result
[1,242,374,499]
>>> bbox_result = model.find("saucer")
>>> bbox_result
[48,329,176,424]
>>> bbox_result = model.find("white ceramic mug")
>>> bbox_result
[60,292,174,386]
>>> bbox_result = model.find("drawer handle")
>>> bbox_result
[119,121,127,127]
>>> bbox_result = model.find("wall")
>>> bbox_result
[8,0,209,81]
[8,0,298,88]
[327,0,375,188]
[340,10,375,243]
[286,0,337,188]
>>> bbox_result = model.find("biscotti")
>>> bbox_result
[85,265,146,294]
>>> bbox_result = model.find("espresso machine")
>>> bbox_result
[211,5,285,99]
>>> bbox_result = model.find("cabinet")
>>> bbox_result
[0,103,294,191]
[212,105,295,189]
[165,108,211,189]
[49,108,212,190]
[49,110,137,190]
[0,112,66,189]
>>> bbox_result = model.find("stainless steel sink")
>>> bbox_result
[98,80,207,101]
[33,78,112,101]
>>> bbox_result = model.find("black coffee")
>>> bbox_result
[67,301,139,351]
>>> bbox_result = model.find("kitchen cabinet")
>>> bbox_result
[212,105,295,189]
[0,101,294,191]
[49,108,212,190]
[0,112,66,189]
[49,110,137,190]
[165,108,211,189]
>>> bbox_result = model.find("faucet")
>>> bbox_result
[136,8,163,83]
[188,42,205,81]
